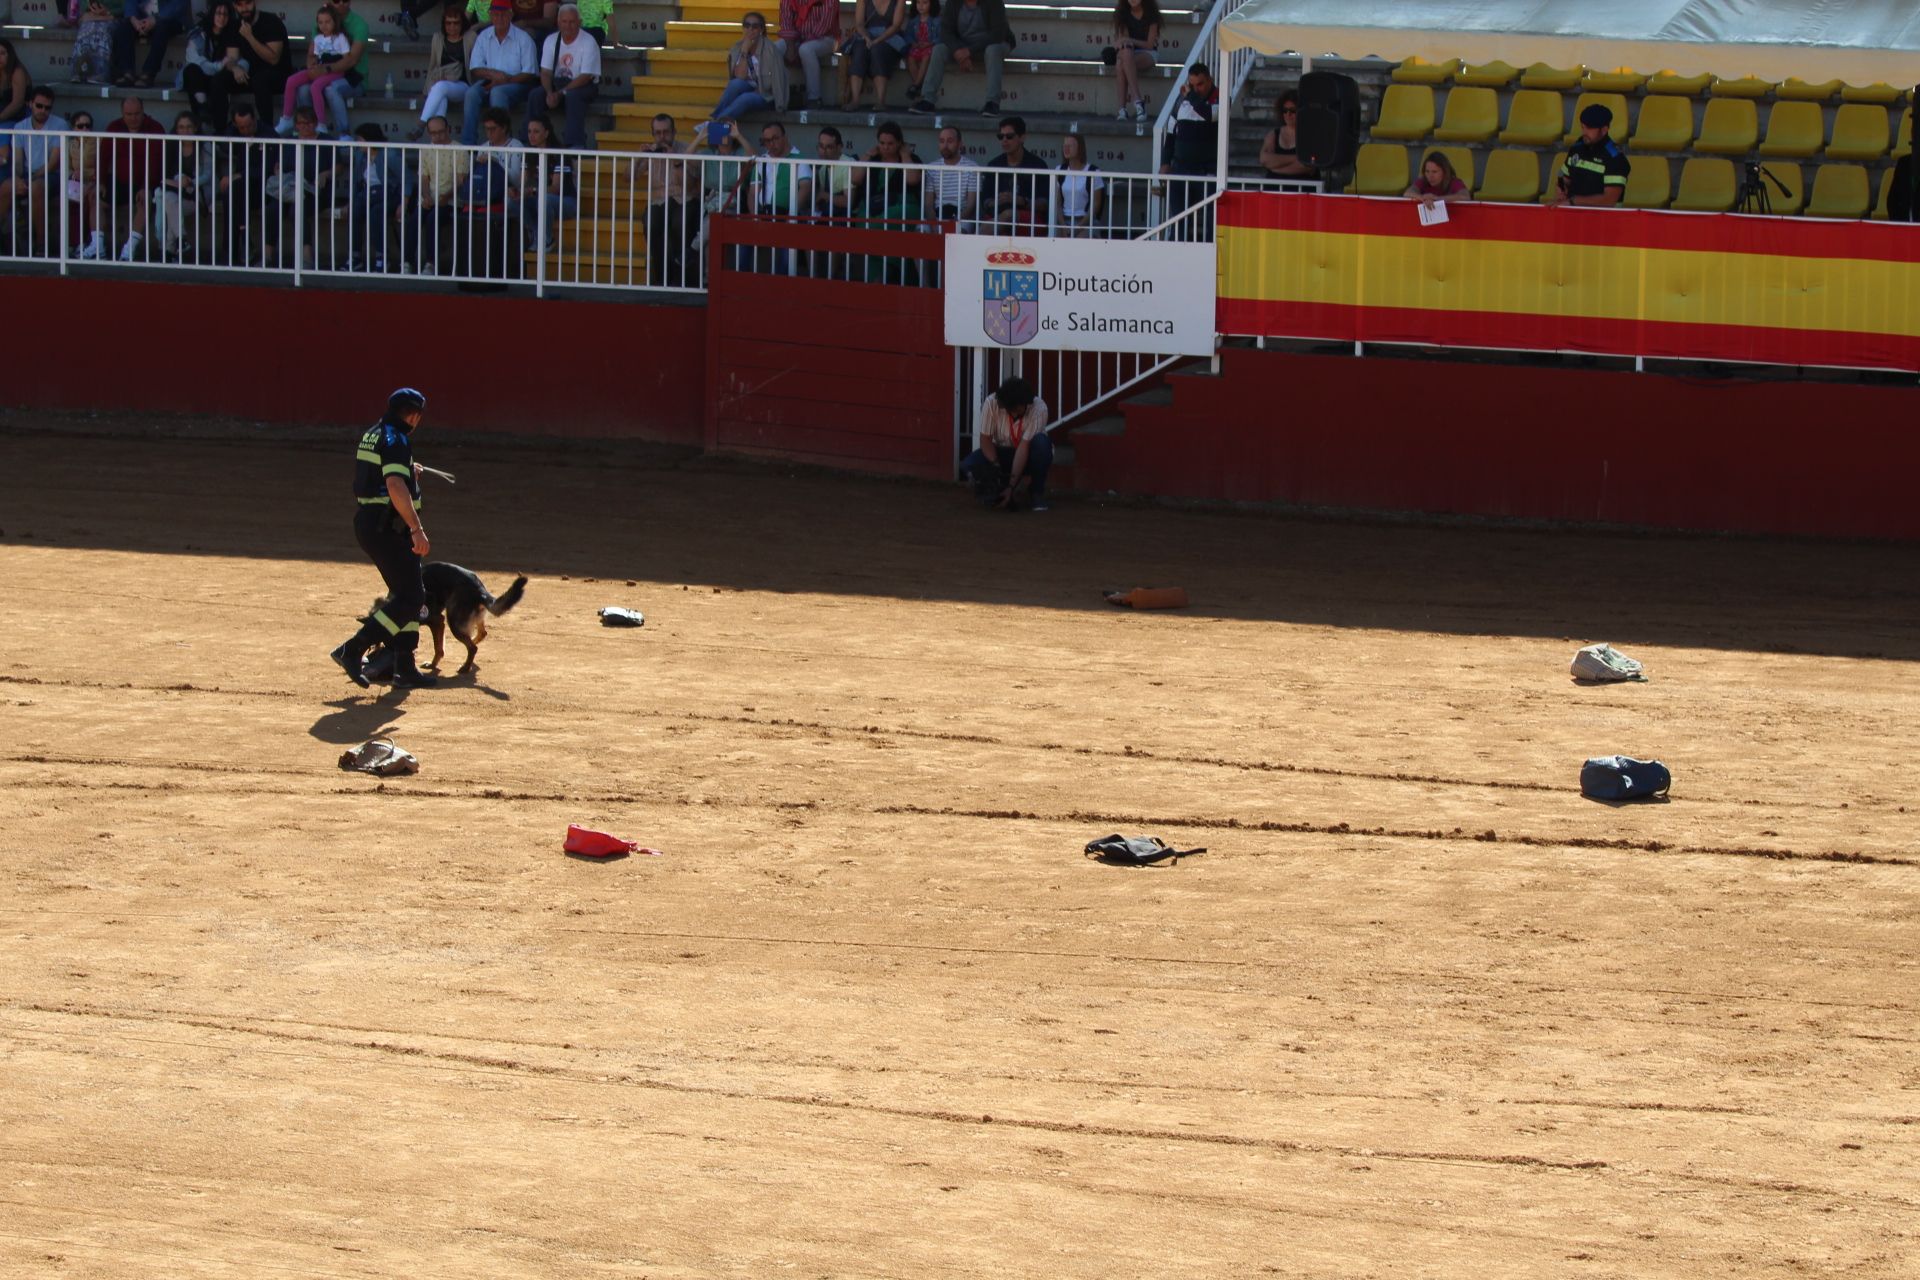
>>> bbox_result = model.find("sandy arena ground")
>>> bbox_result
[2,412,1918,1279]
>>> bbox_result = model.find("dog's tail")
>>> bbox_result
[487,575,528,617]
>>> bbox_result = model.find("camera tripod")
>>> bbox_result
[1737,162,1792,214]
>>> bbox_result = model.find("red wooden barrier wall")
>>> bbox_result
[704,214,953,480]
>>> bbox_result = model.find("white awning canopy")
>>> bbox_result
[1218,0,1920,87]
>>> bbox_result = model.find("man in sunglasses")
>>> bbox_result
[708,11,787,122]
[981,115,1047,234]
[3,88,67,253]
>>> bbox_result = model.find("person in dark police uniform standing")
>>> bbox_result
[1545,102,1629,207]
[329,387,438,690]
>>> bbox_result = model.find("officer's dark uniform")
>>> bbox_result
[1559,135,1630,201]
[330,387,435,689]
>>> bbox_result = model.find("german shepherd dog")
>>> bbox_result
[363,563,528,679]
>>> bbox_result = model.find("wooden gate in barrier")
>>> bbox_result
[704,213,955,480]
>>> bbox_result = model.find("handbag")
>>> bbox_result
[1101,46,1119,66]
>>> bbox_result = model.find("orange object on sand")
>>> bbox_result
[1104,587,1189,609]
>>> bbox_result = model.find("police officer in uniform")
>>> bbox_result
[330,387,438,690]
[1547,103,1629,207]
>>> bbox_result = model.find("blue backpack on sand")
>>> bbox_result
[1580,755,1671,801]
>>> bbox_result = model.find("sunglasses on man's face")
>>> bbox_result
[743,19,763,27]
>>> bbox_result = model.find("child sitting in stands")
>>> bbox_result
[277,4,354,136]
[69,0,116,85]
[903,0,939,103]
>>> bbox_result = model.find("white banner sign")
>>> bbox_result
[943,235,1217,358]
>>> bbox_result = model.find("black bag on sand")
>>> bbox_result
[1084,834,1207,865]
[1580,755,1671,801]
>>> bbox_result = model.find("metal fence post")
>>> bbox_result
[535,150,549,299]
[292,138,304,286]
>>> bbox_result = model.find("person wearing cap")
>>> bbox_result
[463,0,539,146]
[331,388,438,690]
[1547,102,1629,207]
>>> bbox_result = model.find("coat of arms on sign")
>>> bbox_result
[983,250,1039,346]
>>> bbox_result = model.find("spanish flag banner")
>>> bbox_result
[1216,192,1920,371]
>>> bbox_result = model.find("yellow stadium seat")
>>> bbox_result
[1621,156,1671,208]
[1350,143,1411,196]
[1825,104,1891,161]
[1371,84,1435,140]
[1455,60,1519,88]
[1647,69,1714,95]
[1629,95,1694,152]
[1432,87,1499,143]
[1475,149,1541,202]
[1776,77,1842,101]
[1750,161,1805,215]
[1497,89,1565,146]
[1756,102,1824,158]
[1519,62,1584,91]
[1671,158,1736,212]
[1873,167,1897,220]
[1562,93,1629,145]
[1392,56,1459,85]
[1804,164,1870,218]
[1694,98,1759,154]
[1711,75,1774,99]
[1896,108,1914,157]
[1842,82,1905,105]
[1583,67,1645,93]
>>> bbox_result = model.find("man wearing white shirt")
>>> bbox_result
[926,125,978,229]
[463,0,539,145]
[533,3,599,149]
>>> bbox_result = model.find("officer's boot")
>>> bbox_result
[390,634,438,689]
[329,618,387,688]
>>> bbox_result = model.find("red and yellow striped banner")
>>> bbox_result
[1217,192,1920,370]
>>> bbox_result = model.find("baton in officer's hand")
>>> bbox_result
[418,464,457,485]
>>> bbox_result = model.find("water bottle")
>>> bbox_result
[384,72,395,98]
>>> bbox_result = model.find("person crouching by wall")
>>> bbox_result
[961,375,1053,512]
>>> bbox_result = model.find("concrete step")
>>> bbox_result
[526,249,653,285]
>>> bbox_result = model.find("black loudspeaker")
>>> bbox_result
[1297,71,1361,170]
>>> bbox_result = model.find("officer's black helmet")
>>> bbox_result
[386,387,428,421]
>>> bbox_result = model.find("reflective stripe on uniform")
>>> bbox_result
[357,450,383,465]
[372,609,403,635]
[359,496,393,505]
[382,464,411,477]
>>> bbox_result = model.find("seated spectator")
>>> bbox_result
[230,0,293,124]
[1545,103,1627,208]
[4,88,69,255]
[926,124,978,229]
[1891,114,1917,221]
[177,3,241,131]
[812,124,856,218]
[690,118,749,252]
[913,0,1014,115]
[857,119,922,282]
[636,113,694,281]
[1257,90,1316,180]
[287,0,370,136]
[71,0,118,86]
[462,0,538,147]
[150,109,209,261]
[110,0,190,89]
[511,0,558,46]
[278,3,351,136]
[845,0,907,111]
[778,0,839,110]
[734,118,811,271]
[103,94,167,261]
[901,0,938,106]
[0,39,29,128]
[267,104,342,266]
[574,0,617,43]
[212,99,273,265]
[960,376,1052,512]
[1404,149,1471,206]
[1056,132,1103,234]
[401,113,471,271]
[467,104,525,208]
[413,5,477,141]
[64,112,100,258]
[522,115,578,251]
[347,120,409,270]
[981,114,1048,233]
[711,11,786,122]
[532,3,599,150]
[1108,0,1158,121]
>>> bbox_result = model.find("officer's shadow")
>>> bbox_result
[309,693,410,744]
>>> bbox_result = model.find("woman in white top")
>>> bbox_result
[1055,133,1104,235]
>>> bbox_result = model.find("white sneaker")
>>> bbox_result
[1131,99,1148,121]
[80,232,105,260]
[274,115,295,136]
[117,234,142,261]
[1115,106,1129,120]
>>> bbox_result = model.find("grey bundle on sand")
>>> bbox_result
[599,607,645,627]
[1571,643,1647,682]
[1083,834,1208,865]
[339,739,420,776]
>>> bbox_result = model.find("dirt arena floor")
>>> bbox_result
[2,411,1918,1279]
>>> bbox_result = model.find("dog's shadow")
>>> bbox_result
[428,667,512,701]
[310,696,407,744]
